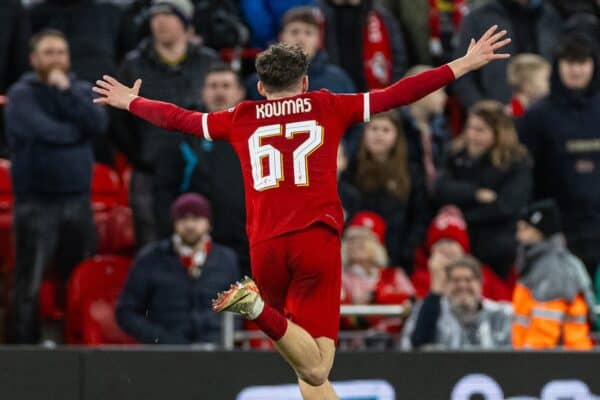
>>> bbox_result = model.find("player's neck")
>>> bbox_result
[265,90,303,101]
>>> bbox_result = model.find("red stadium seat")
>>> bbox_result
[39,278,65,321]
[91,164,135,253]
[0,160,14,310]
[65,255,133,344]
[81,296,137,346]
[91,164,126,211]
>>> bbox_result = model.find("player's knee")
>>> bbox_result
[299,366,329,387]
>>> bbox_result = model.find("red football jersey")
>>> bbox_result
[201,90,370,245]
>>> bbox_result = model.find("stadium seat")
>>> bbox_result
[91,164,135,254]
[65,255,133,344]
[0,159,14,313]
[91,163,126,211]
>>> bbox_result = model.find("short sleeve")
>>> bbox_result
[332,92,370,127]
[204,108,235,142]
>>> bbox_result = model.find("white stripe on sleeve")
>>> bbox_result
[363,92,370,122]
[202,113,212,141]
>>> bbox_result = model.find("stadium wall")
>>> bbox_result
[2,348,600,399]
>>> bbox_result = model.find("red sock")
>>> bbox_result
[253,303,288,341]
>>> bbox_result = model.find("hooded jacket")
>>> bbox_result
[512,235,595,349]
[518,46,600,241]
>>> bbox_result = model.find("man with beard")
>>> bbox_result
[4,29,107,343]
[401,256,512,349]
[116,193,240,345]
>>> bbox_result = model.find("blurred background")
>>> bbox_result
[2,0,600,398]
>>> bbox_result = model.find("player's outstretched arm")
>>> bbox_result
[92,75,204,136]
[370,25,510,114]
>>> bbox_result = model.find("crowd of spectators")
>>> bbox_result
[1,0,600,351]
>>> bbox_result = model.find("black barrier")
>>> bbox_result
[2,348,600,399]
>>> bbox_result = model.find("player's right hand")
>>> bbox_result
[92,76,142,110]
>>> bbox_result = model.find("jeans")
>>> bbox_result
[9,198,96,343]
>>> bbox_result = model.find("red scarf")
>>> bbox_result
[174,236,212,278]
[507,96,525,117]
[363,10,393,90]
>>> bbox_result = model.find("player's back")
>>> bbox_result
[213,89,366,245]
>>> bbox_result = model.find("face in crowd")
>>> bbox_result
[363,116,398,161]
[201,70,245,112]
[174,214,210,247]
[447,264,482,316]
[280,20,321,60]
[464,113,496,158]
[151,11,187,46]
[30,35,70,82]
[559,57,595,91]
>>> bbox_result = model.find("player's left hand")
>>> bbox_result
[464,25,511,71]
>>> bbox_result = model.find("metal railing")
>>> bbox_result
[221,304,407,350]
[221,304,600,350]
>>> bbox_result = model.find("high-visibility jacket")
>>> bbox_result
[512,236,595,350]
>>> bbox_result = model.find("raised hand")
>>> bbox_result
[448,25,511,79]
[464,25,511,70]
[92,75,142,110]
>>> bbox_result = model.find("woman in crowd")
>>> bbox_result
[434,100,532,279]
[343,111,429,269]
[340,212,414,348]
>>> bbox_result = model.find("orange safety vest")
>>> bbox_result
[512,282,592,350]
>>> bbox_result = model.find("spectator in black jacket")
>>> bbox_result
[116,193,240,345]
[0,0,31,158]
[153,63,249,274]
[344,111,429,270]
[453,0,562,108]
[435,100,531,278]
[518,34,600,277]
[113,0,219,247]
[319,0,408,92]
[28,0,124,164]
[0,0,30,94]
[4,30,107,343]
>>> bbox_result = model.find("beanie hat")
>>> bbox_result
[519,199,562,238]
[150,0,194,27]
[171,193,211,222]
[346,211,387,245]
[425,205,470,253]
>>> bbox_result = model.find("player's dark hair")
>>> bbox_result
[204,62,242,86]
[356,111,411,202]
[255,43,309,92]
[281,6,322,31]
[29,29,67,53]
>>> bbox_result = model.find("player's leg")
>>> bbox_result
[280,223,342,391]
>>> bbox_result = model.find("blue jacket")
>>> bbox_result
[116,239,241,345]
[4,72,107,202]
[240,0,316,48]
[245,50,356,100]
